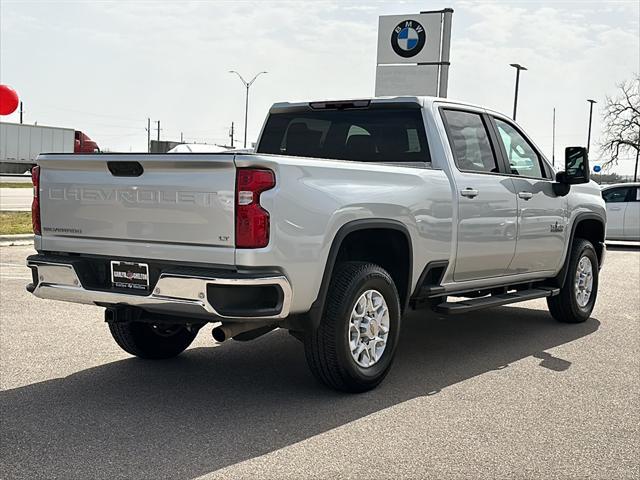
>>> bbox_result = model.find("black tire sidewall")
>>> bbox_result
[566,241,599,320]
[110,321,197,359]
[333,268,401,385]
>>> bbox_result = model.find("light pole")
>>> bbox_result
[586,99,597,152]
[229,70,268,148]
[510,63,527,121]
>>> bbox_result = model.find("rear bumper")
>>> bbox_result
[26,257,292,321]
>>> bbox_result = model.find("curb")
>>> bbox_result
[0,233,34,246]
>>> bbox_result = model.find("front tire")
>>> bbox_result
[108,321,197,359]
[304,262,401,392]
[547,238,599,323]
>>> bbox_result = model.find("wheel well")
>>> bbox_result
[574,218,605,263]
[335,228,411,309]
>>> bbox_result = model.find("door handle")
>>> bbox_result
[609,206,622,211]
[460,188,479,198]
[518,191,533,200]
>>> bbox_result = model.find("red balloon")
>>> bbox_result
[0,85,19,115]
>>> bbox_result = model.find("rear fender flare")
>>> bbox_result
[302,219,413,331]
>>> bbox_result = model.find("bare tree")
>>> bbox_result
[600,75,639,180]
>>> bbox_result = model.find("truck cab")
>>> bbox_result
[74,130,100,153]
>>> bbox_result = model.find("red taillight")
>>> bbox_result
[31,166,41,235]
[235,168,275,248]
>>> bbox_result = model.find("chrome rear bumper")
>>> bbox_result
[27,259,292,321]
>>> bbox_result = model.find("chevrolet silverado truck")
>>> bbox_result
[26,96,606,392]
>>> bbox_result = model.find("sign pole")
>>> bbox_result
[438,8,453,98]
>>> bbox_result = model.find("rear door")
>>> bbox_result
[441,108,518,282]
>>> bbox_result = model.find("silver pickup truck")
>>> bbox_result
[26,96,606,392]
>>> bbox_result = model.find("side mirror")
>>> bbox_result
[560,146,590,184]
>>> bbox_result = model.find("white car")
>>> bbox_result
[601,182,640,240]
[167,143,229,153]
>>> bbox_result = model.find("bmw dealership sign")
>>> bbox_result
[390,20,427,58]
[376,10,453,97]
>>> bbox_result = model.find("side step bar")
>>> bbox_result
[434,287,559,315]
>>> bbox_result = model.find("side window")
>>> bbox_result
[442,110,498,173]
[494,118,546,179]
[407,128,421,152]
[602,187,631,203]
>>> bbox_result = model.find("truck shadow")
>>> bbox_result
[1,306,600,480]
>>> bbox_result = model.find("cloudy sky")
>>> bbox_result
[1,0,638,173]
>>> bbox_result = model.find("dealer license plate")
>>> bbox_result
[111,261,149,291]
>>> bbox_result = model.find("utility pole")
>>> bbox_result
[180,132,184,143]
[552,107,556,167]
[156,121,161,142]
[19,101,23,124]
[634,144,639,182]
[146,118,151,153]
[229,70,268,148]
[510,63,527,121]
[230,122,235,148]
[586,99,597,152]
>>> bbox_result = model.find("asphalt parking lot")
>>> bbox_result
[1,244,638,480]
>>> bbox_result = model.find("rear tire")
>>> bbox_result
[304,262,401,393]
[547,238,599,323]
[108,321,197,359]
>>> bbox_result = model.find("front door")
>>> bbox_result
[491,117,566,273]
[441,108,518,282]
[602,185,633,239]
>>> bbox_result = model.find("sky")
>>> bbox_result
[1,0,639,174]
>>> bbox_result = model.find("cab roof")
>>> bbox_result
[269,95,504,118]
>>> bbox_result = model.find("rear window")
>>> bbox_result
[256,108,430,163]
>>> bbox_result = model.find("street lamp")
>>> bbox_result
[586,99,597,152]
[229,70,268,148]
[510,63,527,121]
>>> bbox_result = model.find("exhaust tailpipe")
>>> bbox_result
[211,321,274,342]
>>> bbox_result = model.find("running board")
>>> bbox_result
[434,287,560,315]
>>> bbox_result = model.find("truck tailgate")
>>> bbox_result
[38,154,236,262]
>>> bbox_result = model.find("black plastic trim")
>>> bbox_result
[305,219,413,331]
[552,212,606,288]
[206,283,284,317]
[107,161,144,177]
[435,287,559,315]
[410,260,449,301]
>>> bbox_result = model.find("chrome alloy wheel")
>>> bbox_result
[348,289,390,368]
[574,256,594,308]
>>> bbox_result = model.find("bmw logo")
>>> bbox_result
[391,20,426,58]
